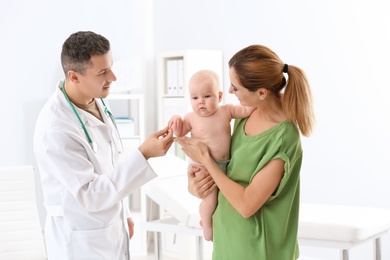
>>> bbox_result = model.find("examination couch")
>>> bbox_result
[142,154,390,260]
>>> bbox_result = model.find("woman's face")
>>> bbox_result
[228,68,257,107]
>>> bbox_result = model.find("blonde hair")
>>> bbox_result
[228,45,315,136]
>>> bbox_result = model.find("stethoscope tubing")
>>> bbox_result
[61,81,123,153]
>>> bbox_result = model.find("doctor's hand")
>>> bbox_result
[188,165,216,199]
[138,126,174,160]
[127,218,134,239]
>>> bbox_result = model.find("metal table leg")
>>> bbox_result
[341,249,349,260]
[374,237,381,260]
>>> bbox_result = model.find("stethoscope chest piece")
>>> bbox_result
[92,142,98,153]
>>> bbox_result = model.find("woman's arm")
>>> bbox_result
[204,157,284,218]
[177,137,284,218]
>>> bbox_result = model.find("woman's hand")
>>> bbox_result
[175,136,210,165]
[177,137,216,198]
[188,165,217,199]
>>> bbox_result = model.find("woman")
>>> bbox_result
[176,44,315,260]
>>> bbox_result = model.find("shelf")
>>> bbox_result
[107,94,145,142]
[162,94,185,98]
[107,93,144,100]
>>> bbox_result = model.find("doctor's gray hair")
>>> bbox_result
[61,31,110,76]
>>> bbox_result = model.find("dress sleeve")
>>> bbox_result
[266,126,302,201]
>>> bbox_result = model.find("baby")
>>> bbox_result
[168,70,254,241]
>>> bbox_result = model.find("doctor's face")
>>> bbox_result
[78,51,117,100]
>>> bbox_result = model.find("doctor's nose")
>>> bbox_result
[108,69,117,82]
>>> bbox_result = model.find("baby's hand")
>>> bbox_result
[168,115,183,134]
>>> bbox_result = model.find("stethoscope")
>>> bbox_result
[62,81,123,154]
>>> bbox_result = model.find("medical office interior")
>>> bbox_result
[1,0,390,259]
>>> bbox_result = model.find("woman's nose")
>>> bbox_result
[228,85,233,94]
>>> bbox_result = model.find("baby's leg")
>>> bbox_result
[199,188,218,241]
[189,161,218,241]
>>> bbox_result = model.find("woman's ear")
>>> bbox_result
[258,88,268,100]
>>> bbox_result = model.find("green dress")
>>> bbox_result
[212,119,302,260]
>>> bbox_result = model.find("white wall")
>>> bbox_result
[153,0,390,206]
[153,0,390,259]
[0,0,154,166]
[0,0,153,227]
[1,0,389,259]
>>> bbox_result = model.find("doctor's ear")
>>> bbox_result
[67,70,80,83]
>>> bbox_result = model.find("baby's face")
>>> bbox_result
[189,79,221,117]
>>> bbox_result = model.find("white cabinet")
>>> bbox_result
[157,50,223,158]
[107,93,145,144]
[107,93,147,255]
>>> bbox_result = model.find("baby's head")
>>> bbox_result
[188,70,223,116]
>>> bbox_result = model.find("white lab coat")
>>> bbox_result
[34,81,157,260]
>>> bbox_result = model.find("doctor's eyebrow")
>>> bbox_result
[97,68,110,74]
[99,60,114,74]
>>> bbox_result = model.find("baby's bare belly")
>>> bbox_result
[202,134,231,161]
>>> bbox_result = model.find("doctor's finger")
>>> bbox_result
[158,133,174,153]
[164,138,174,152]
[154,126,170,138]
[165,127,174,138]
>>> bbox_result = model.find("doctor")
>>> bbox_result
[34,31,174,260]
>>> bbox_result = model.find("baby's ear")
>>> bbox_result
[218,91,223,102]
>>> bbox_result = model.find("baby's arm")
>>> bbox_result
[225,104,256,119]
[180,114,192,137]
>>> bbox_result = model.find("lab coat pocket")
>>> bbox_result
[67,222,119,260]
